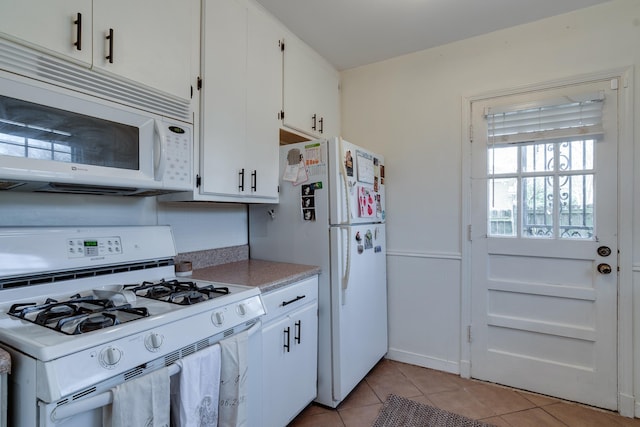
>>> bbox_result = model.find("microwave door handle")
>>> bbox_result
[154,120,167,181]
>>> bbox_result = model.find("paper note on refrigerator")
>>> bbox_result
[356,151,374,184]
[283,163,299,182]
[294,162,309,185]
[358,186,376,217]
[283,148,301,182]
[283,148,309,185]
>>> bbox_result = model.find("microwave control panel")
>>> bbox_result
[163,124,192,188]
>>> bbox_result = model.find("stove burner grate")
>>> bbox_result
[126,279,230,305]
[8,294,150,335]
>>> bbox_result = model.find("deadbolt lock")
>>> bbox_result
[597,246,612,257]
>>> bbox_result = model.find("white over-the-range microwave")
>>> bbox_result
[0,71,193,196]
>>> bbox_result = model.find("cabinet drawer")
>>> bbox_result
[261,276,318,324]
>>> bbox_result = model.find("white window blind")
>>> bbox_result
[485,91,605,145]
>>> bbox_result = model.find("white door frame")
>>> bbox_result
[460,67,634,416]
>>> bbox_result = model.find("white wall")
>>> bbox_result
[0,193,248,253]
[340,0,640,415]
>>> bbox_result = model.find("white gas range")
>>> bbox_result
[0,226,265,427]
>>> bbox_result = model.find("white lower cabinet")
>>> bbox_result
[261,276,318,427]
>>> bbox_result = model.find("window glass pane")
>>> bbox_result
[28,139,51,149]
[559,174,594,239]
[53,142,72,154]
[559,140,594,171]
[53,151,72,162]
[488,178,517,237]
[488,146,517,175]
[522,142,554,172]
[0,134,24,156]
[522,176,553,238]
[27,146,53,160]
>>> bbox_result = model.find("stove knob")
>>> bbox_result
[212,311,224,326]
[145,332,164,352]
[100,346,122,368]
[236,303,247,316]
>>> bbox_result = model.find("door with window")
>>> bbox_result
[470,79,618,409]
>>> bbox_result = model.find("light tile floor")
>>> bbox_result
[289,358,640,427]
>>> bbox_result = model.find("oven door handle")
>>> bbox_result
[50,321,261,422]
[50,363,182,422]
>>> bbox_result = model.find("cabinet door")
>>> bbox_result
[245,4,282,200]
[282,36,340,138]
[316,64,340,137]
[93,0,192,100]
[200,0,248,197]
[282,36,319,137]
[0,0,92,65]
[289,302,319,407]
[262,303,318,427]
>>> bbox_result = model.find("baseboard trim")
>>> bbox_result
[617,392,634,417]
[386,348,459,374]
[459,359,471,378]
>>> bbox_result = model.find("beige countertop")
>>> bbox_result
[191,259,321,294]
[0,348,9,375]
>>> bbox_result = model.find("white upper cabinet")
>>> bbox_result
[282,35,340,138]
[200,0,247,198]
[92,0,192,101]
[197,0,281,202]
[0,0,192,101]
[0,0,92,65]
[246,5,282,199]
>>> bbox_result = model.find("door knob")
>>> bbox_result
[597,246,612,257]
[597,263,612,274]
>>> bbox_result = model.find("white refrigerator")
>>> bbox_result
[249,137,387,408]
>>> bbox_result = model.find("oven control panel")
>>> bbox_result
[67,236,122,258]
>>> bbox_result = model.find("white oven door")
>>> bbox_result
[41,322,263,427]
[40,400,103,427]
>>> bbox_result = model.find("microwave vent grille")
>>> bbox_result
[0,39,191,122]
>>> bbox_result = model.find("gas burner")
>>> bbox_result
[66,312,119,335]
[8,296,150,335]
[125,279,230,305]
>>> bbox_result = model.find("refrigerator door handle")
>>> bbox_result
[341,226,351,305]
[338,137,351,224]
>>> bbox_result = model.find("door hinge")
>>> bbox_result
[279,39,285,52]
[278,110,285,120]
[190,85,193,99]
[196,174,201,188]
[197,77,202,90]
[469,124,473,143]
[468,224,472,241]
[467,325,472,343]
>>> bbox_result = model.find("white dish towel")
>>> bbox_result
[104,366,170,427]
[170,343,221,427]
[218,330,249,427]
